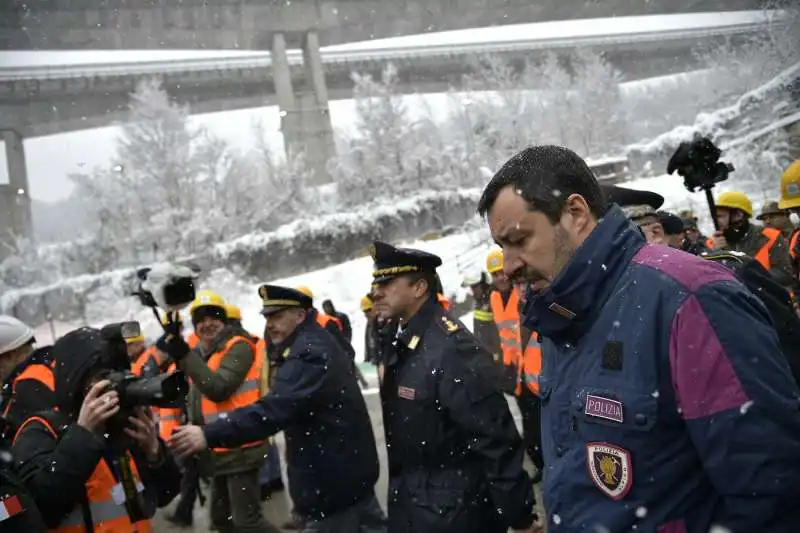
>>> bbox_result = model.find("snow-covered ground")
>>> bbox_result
[32,228,493,362]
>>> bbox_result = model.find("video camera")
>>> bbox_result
[100,322,188,409]
[666,135,734,231]
[132,263,200,313]
[667,135,734,193]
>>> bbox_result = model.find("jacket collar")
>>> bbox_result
[273,313,317,361]
[522,205,645,343]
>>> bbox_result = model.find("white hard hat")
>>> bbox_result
[0,316,35,355]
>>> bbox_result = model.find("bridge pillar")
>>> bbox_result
[0,129,33,256]
[271,32,335,186]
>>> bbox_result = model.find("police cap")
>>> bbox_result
[257,284,313,317]
[600,184,664,210]
[370,241,443,284]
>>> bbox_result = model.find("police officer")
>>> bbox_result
[369,241,539,533]
[170,285,386,533]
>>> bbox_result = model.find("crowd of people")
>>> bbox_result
[1,147,800,533]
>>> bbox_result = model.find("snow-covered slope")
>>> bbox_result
[32,227,494,362]
[626,61,800,174]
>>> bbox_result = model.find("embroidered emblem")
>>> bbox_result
[440,316,460,333]
[407,335,420,350]
[398,386,416,400]
[586,442,633,500]
[585,394,624,423]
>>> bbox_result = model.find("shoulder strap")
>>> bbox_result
[14,411,95,532]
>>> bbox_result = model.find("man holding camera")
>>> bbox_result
[158,290,278,533]
[170,284,385,533]
[12,326,181,531]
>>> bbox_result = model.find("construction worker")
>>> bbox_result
[462,271,501,360]
[713,191,794,289]
[486,249,544,481]
[779,160,800,267]
[0,316,55,441]
[160,290,278,533]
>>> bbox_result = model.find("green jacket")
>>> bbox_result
[180,325,267,476]
[722,224,795,290]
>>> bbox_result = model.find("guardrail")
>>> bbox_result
[0,19,781,82]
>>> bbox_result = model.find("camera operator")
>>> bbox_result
[12,327,181,531]
[712,191,795,289]
[158,290,277,533]
[0,316,56,442]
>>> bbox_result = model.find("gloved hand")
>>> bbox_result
[156,312,190,361]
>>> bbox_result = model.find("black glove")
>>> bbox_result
[161,334,190,361]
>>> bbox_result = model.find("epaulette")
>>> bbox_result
[437,315,461,335]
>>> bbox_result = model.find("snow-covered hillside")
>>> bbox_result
[32,228,494,363]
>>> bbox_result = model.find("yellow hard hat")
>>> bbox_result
[296,285,313,299]
[360,295,374,312]
[225,304,242,321]
[486,249,504,274]
[189,290,227,315]
[716,191,753,217]
[779,160,800,210]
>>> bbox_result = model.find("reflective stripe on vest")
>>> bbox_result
[200,335,265,453]
[754,227,781,271]
[472,309,494,322]
[15,416,152,533]
[490,289,521,368]
[317,313,343,332]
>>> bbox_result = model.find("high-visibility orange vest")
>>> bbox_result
[130,346,162,377]
[15,416,153,533]
[490,288,541,396]
[200,335,264,453]
[437,293,451,310]
[790,229,799,261]
[317,313,343,332]
[187,332,199,349]
[754,227,782,271]
[515,333,541,396]
[158,360,182,442]
[2,363,55,421]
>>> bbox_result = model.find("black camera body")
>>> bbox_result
[667,135,734,192]
[133,263,200,312]
[99,323,188,409]
[104,370,189,409]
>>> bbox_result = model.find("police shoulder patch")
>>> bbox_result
[586,442,633,500]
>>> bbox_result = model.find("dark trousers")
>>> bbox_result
[516,390,544,470]
[211,468,282,533]
[173,457,203,523]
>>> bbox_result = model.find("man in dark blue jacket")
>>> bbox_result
[478,145,800,533]
[170,285,385,533]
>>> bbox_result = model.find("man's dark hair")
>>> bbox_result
[477,145,607,223]
[405,272,439,299]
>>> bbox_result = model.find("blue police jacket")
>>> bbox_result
[203,315,379,520]
[523,205,800,533]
